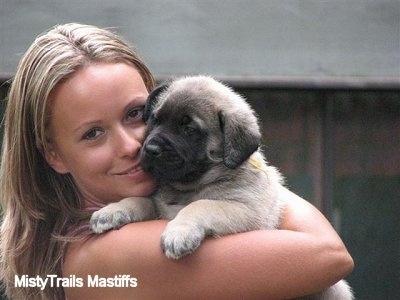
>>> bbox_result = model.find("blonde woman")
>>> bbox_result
[0,23,353,299]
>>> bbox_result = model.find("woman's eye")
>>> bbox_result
[83,128,104,140]
[126,106,145,122]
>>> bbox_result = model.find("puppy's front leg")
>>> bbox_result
[161,199,256,259]
[90,197,156,234]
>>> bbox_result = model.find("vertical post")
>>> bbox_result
[321,94,335,221]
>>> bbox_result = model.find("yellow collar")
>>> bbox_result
[249,156,268,174]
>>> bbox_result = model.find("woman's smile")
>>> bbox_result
[113,164,147,178]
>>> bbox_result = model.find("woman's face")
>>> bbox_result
[46,62,156,205]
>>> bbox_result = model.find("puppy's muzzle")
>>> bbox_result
[141,137,185,175]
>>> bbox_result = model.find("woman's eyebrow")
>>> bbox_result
[121,96,147,114]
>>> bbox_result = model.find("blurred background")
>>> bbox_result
[1,1,399,299]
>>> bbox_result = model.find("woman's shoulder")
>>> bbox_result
[63,220,169,299]
[64,220,168,275]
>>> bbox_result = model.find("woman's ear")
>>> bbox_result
[43,145,69,174]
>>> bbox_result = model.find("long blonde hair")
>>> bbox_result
[0,23,154,299]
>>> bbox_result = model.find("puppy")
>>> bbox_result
[90,76,353,299]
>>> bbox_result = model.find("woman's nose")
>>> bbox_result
[114,126,144,158]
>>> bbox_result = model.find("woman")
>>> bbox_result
[0,23,353,299]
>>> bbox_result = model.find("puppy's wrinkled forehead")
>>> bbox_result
[155,76,225,119]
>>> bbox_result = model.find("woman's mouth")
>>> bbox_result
[115,165,143,176]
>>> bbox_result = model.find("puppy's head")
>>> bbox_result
[140,76,261,183]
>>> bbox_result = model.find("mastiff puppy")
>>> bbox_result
[90,76,353,300]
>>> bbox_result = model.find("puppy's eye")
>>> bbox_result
[180,115,191,126]
[150,116,160,126]
[180,115,197,136]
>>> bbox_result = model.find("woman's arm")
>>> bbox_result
[278,189,354,295]
[64,195,353,299]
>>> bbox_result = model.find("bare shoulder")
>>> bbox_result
[63,220,172,299]
[65,220,168,266]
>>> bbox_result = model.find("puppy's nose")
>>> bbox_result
[145,143,162,157]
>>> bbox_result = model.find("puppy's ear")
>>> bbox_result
[144,84,169,122]
[218,110,261,169]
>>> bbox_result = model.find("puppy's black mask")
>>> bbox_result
[140,85,211,183]
[140,81,261,184]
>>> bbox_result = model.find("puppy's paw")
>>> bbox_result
[90,203,134,234]
[161,222,206,259]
